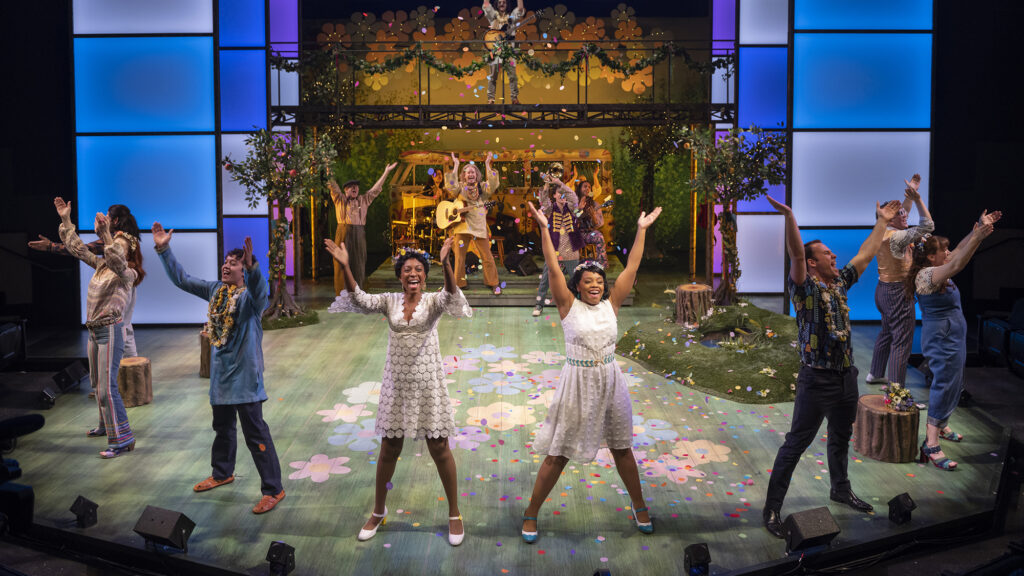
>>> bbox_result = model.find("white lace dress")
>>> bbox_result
[532,299,633,461]
[340,286,472,439]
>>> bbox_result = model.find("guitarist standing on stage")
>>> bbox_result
[483,0,524,105]
[444,153,503,295]
[329,162,397,295]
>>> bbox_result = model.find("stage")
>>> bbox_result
[3,299,1011,576]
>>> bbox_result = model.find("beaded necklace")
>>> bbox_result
[815,278,850,342]
[207,284,245,347]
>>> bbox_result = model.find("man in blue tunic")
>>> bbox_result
[153,223,285,514]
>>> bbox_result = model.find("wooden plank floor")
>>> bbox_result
[9,308,1007,575]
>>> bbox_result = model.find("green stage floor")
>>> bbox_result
[10,305,1009,575]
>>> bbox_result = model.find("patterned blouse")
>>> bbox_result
[59,223,137,328]
[789,264,859,371]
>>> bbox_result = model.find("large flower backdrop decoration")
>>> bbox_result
[288,454,352,483]
[611,3,636,24]
[380,10,413,40]
[317,22,351,46]
[539,3,576,38]
[409,5,436,32]
[466,401,537,431]
[346,11,379,44]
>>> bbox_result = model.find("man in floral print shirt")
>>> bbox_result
[760,196,901,539]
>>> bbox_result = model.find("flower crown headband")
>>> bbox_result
[912,233,932,253]
[573,260,605,274]
[392,247,431,263]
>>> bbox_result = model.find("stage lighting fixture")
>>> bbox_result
[39,386,58,408]
[684,543,711,575]
[52,361,88,392]
[133,505,195,552]
[888,492,917,525]
[267,541,295,575]
[70,495,98,528]
[783,507,840,553]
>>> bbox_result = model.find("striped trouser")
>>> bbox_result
[88,322,134,450]
[582,231,607,267]
[869,281,915,385]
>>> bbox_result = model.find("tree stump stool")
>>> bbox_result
[199,331,211,379]
[675,283,713,326]
[117,357,152,407]
[852,394,919,463]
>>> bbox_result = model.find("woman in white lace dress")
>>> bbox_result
[325,236,472,546]
[520,201,662,543]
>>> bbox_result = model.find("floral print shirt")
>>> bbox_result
[789,264,858,371]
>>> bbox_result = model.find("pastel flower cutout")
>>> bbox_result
[288,454,351,483]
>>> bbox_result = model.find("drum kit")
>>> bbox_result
[390,191,444,257]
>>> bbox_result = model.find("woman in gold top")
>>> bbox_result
[443,152,502,295]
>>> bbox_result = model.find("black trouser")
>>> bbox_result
[211,401,283,495]
[765,365,859,512]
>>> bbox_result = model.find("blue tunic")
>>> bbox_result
[158,247,269,405]
[918,279,967,425]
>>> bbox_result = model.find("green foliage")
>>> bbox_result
[678,126,787,206]
[262,309,320,331]
[617,302,800,404]
[611,141,641,249]
[651,153,692,255]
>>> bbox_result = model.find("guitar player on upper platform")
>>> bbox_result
[443,153,503,295]
[483,0,524,105]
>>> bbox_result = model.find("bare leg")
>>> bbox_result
[364,437,404,531]
[610,447,650,523]
[523,455,569,532]
[426,437,462,535]
[924,423,957,467]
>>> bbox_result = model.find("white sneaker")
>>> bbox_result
[448,514,465,546]
[357,506,387,541]
[532,307,541,317]
[865,373,889,384]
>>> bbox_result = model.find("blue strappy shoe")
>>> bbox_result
[633,507,654,534]
[939,428,963,443]
[920,442,956,471]
[521,516,538,543]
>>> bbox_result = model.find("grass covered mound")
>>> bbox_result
[263,309,320,331]
[616,302,801,404]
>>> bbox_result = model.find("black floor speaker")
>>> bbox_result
[782,507,840,552]
[133,505,196,551]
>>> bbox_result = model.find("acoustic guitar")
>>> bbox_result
[483,11,540,51]
[435,199,498,229]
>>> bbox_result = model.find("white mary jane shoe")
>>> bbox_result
[357,506,387,541]
[448,514,465,546]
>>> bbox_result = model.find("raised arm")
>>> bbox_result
[241,236,268,315]
[610,207,661,312]
[889,175,935,255]
[365,162,398,205]
[54,197,99,269]
[527,201,574,317]
[444,153,461,195]
[440,237,457,294]
[152,222,217,300]
[849,200,902,276]
[766,196,805,285]
[931,220,996,287]
[483,155,499,199]
[324,238,387,313]
[328,179,343,205]
[325,238,360,293]
[949,210,1002,261]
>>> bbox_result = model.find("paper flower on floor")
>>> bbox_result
[443,355,480,373]
[342,381,383,405]
[487,359,530,374]
[526,389,555,407]
[631,415,679,448]
[459,343,518,360]
[640,455,706,484]
[448,426,490,450]
[288,454,351,482]
[530,368,563,388]
[672,439,732,463]
[466,402,537,431]
[759,367,777,378]
[315,403,373,423]
[327,419,379,452]
[469,372,534,395]
[520,350,566,365]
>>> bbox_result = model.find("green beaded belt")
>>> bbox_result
[566,354,614,367]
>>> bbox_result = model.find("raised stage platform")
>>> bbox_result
[1,308,1011,576]
[363,255,634,308]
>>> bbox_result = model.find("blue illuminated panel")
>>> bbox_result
[76,136,217,230]
[736,215,784,293]
[219,0,266,47]
[74,37,215,133]
[73,0,213,34]
[791,132,930,226]
[794,229,921,321]
[740,0,788,45]
[271,68,299,106]
[220,50,268,131]
[221,134,268,215]
[739,47,787,130]
[795,0,932,31]
[223,218,270,280]
[80,232,219,324]
[793,33,931,129]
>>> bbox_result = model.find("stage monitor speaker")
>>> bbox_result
[267,540,296,575]
[782,507,840,552]
[70,495,98,528]
[684,543,711,575]
[504,252,525,275]
[888,492,916,525]
[517,254,539,277]
[52,361,88,392]
[39,386,58,409]
[133,505,195,551]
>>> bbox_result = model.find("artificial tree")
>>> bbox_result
[678,125,787,305]
[223,128,338,321]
